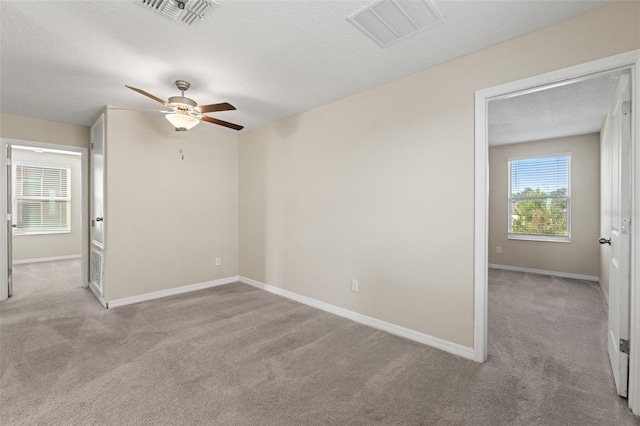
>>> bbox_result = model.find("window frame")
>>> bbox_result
[12,161,72,236]
[507,152,572,243]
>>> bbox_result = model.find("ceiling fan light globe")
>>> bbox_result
[165,113,199,130]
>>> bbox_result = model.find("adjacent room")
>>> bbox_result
[486,69,632,411]
[7,145,84,300]
[1,1,639,424]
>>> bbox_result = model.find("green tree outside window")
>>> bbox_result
[511,188,567,236]
[508,154,570,240]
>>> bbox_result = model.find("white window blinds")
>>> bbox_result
[14,164,71,234]
[508,154,570,241]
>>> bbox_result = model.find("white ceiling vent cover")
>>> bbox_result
[136,0,217,28]
[348,0,445,47]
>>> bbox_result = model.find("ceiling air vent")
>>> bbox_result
[348,0,444,47]
[137,0,217,28]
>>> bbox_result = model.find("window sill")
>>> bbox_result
[14,230,71,236]
[508,234,571,243]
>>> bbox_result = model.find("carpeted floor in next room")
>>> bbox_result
[7,258,81,301]
[0,262,638,425]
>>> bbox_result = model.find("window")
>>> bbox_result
[508,153,570,242]
[13,163,71,235]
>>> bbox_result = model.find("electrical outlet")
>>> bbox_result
[351,279,359,292]
[496,247,502,254]
[215,257,221,266]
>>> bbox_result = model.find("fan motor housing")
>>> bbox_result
[168,96,197,109]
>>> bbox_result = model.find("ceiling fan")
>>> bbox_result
[125,80,243,131]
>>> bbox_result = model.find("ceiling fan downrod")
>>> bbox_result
[175,79,190,96]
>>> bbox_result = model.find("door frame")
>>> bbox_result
[474,49,640,414]
[0,138,89,301]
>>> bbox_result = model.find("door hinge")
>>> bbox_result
[620,339,630,354]
[623,101,631,115]
[91,142,94,150]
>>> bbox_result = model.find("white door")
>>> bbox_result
[90,114,105,296]
[91,115,105,248]
[5,145,12,297]
[605,73,632,397]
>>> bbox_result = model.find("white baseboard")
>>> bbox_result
[89,283,107,308]
[599,279,609,306]
[239,276,474,361]
[13,254,81,265]
[488,264,599,282]
[108,275,239,308]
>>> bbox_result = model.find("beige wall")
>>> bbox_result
[11,150,82,261]
[488,135,600,276]
[104,109,239,301]
[600,112,613,298]
[239,2,640,348]
[1,113,90,148]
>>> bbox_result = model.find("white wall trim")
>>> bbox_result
[599,279,610,306]
[474,75,490,363]
[629,49,640,416]
[475,49,640,415]
[108,275,240,308]
[12,254,81,265]
[239,276,474,361]
[488,264,599,282]
[89,282,107,308]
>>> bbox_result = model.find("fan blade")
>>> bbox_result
[201,115,244,131]
[125,85,169,106]
[195,102,236,113]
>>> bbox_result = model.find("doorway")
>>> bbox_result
[0,139,89,301]
[474,50,640,414]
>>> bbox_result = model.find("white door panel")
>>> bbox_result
[5,145,12,297]
[607,73,631,397]
[91,115,105,248]
[90,114,105,297]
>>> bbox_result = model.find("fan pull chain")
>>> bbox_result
[180,147,184,160]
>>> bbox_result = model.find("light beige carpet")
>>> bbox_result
[0,263,638,425]
[9,258,81,300]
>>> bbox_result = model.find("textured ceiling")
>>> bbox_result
[0,0,612,133]
[488,70,625,146]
